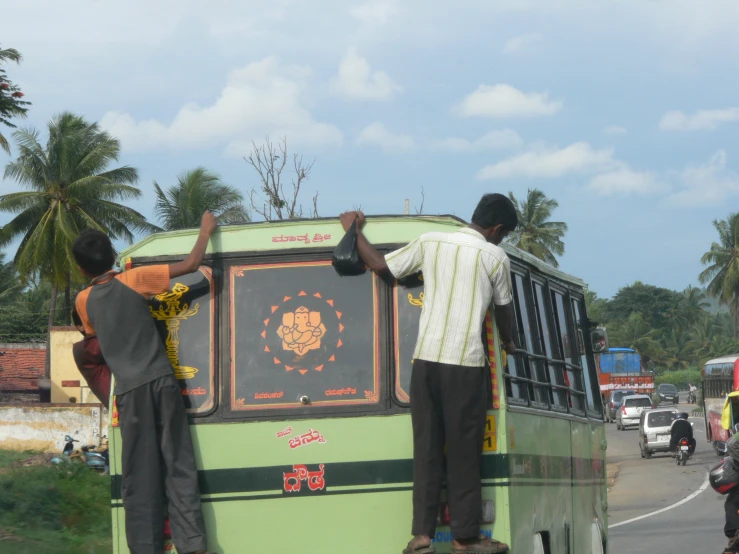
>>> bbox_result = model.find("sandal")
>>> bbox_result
[402,539,436,554]
[451,537,509,553]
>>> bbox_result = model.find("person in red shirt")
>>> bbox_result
[71,307,111,409]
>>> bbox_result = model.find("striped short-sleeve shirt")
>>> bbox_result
[385,227,512,368]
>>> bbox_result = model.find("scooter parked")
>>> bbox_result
[51,435,109,474]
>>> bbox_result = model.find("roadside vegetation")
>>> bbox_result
[0,450,111,554]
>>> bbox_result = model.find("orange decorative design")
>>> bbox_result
[264,318,270,326]
[299,369,308,375]
[235,398,245,406]
[298,291,307,296]
[485,310,500,410]
[313,292,322,298]
[328,355,335,362]
[339,323,344,332]
[336,311,342,319]
[271,306,279,313]
[261,330,267,339]
[363,389,379,402]
[337,339,343,348]
[277,306,327,355]
[327,300,334,307]
[273,357,281,364]
[285,365,294,371]
[315,364,324,372]
[284,296,292,302]
[264,345,271,352]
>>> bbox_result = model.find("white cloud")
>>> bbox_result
[603,125,627,135]
[433,129,523,152]
[476,142,617,180]
[659,107,739,131]
[587,169,668,196]
[667,150,739,206]
[350,1,398,24]
[331,49,402,101]
[454,84,563,119]
[356,122,416,153]
[100,57,343,156]
[503,33,543,54]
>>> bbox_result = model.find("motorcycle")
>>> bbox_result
[676,437,691,466]
[51,435,109,474]
[688,390,696,404]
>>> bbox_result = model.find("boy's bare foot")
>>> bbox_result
[403,535,435,553]
[451,536,509,553]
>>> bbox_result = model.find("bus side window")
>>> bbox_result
[552,290,585,414]
[510,273,550,408]
[532,281,568,409]
[571,298,600,414]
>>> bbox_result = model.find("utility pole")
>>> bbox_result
[404,199,410,215]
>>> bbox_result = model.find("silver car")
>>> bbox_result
[639,407,678,458]
[617,394,654,430]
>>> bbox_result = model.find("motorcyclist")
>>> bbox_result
[689,383,698,404]
[669,412,696,456]
[723,436,739,553]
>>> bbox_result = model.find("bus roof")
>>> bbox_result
[704,355,739,365]
[119,214,587,288]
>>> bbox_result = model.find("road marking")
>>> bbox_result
[608,473,710,529]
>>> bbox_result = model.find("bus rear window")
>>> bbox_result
[394,272,423,402]
[149,266,216,414]
[229,261,380,411]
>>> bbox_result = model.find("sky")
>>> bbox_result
[2,0,739,299]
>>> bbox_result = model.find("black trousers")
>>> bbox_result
[727,489,739,539]
[117,374,207,554]
[410,359,487,540]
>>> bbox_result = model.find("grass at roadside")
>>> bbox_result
[0,450,111,554]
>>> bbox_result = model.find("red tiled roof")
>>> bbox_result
[0,344,46,392]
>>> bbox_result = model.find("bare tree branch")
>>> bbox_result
[245,136,319,220]
[415,187,425,215]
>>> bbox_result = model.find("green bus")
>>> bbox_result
[109,215,608,554]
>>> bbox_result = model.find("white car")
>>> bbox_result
[617,394,654,430]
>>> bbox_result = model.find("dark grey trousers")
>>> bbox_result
[410,359,487,540]
[117,374,207,554]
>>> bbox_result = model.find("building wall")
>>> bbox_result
[0,343,45,402]
[0,404,107,452]
[50,327,103,404]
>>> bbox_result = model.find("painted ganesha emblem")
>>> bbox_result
[277,306,327,355]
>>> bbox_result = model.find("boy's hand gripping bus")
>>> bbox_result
[109,215,608,554]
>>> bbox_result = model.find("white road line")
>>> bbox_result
[608,473,710,529]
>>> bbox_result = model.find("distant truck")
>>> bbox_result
[597,347,655,412]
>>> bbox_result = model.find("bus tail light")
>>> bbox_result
[437,501,495,525]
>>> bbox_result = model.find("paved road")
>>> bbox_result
[606,403,727,553]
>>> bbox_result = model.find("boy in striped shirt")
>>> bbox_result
[340,193,517,554]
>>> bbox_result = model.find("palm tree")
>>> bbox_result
[153,167,250,231]
[0,253,20,303]
[700,213,739,337]
[0,46,30,155]
[0,112,154,377]
[507,188,568,268]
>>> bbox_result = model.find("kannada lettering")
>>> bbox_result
[288,428,326,449]
[276,426,293,439]
[325,387,357,396]
[182,387,207,396]
[254,391,285,400]
[283,464,326,493]
[272,233,332,245]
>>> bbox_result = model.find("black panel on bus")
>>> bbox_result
[229,261,380,411]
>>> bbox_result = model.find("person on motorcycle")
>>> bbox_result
[689,383,698,404]
[723,436,739,553]
[670,412,696,456]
